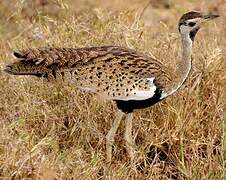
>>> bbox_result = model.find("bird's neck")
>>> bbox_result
[164,33,193,98]
[176,33,193,84]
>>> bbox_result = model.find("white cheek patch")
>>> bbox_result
[180,25,189,34]
[180,18,201,33]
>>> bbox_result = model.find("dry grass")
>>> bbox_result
[0,0,226,179]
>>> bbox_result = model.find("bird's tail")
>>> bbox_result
[4,51,48,78]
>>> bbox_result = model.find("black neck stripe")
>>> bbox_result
[189,27,200,41]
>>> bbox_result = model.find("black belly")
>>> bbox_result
[115,89,163,113]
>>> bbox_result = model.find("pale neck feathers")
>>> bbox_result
[162,33,193,98]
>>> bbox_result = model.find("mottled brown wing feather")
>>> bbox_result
[6,46,174,100]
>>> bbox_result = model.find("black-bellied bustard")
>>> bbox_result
[4,11,219,163]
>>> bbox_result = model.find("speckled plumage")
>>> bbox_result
[4,11,219,163]
[7,46,173,101]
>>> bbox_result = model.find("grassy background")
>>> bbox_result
[0,0,225,179]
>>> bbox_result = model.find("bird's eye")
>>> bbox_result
[188,22,196,27]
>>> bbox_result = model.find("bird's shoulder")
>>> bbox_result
[13,45,159,67]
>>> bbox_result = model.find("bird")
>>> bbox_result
[4,11,219,163]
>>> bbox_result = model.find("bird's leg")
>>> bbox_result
[124,113,136,163]
[106,110,124,163]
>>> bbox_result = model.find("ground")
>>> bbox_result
[0,0,225,179]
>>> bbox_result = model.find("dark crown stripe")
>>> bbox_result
[179,11,202,24]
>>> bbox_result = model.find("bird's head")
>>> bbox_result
[178,11,219,41]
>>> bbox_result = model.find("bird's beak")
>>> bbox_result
[203,14,220,20]
[195,13,219,27]
[200,13,219,24]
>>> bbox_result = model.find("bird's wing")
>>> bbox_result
[86,52,173,101]
[5,46,173,100]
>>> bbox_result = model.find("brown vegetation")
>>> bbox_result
[0,0,225,179]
